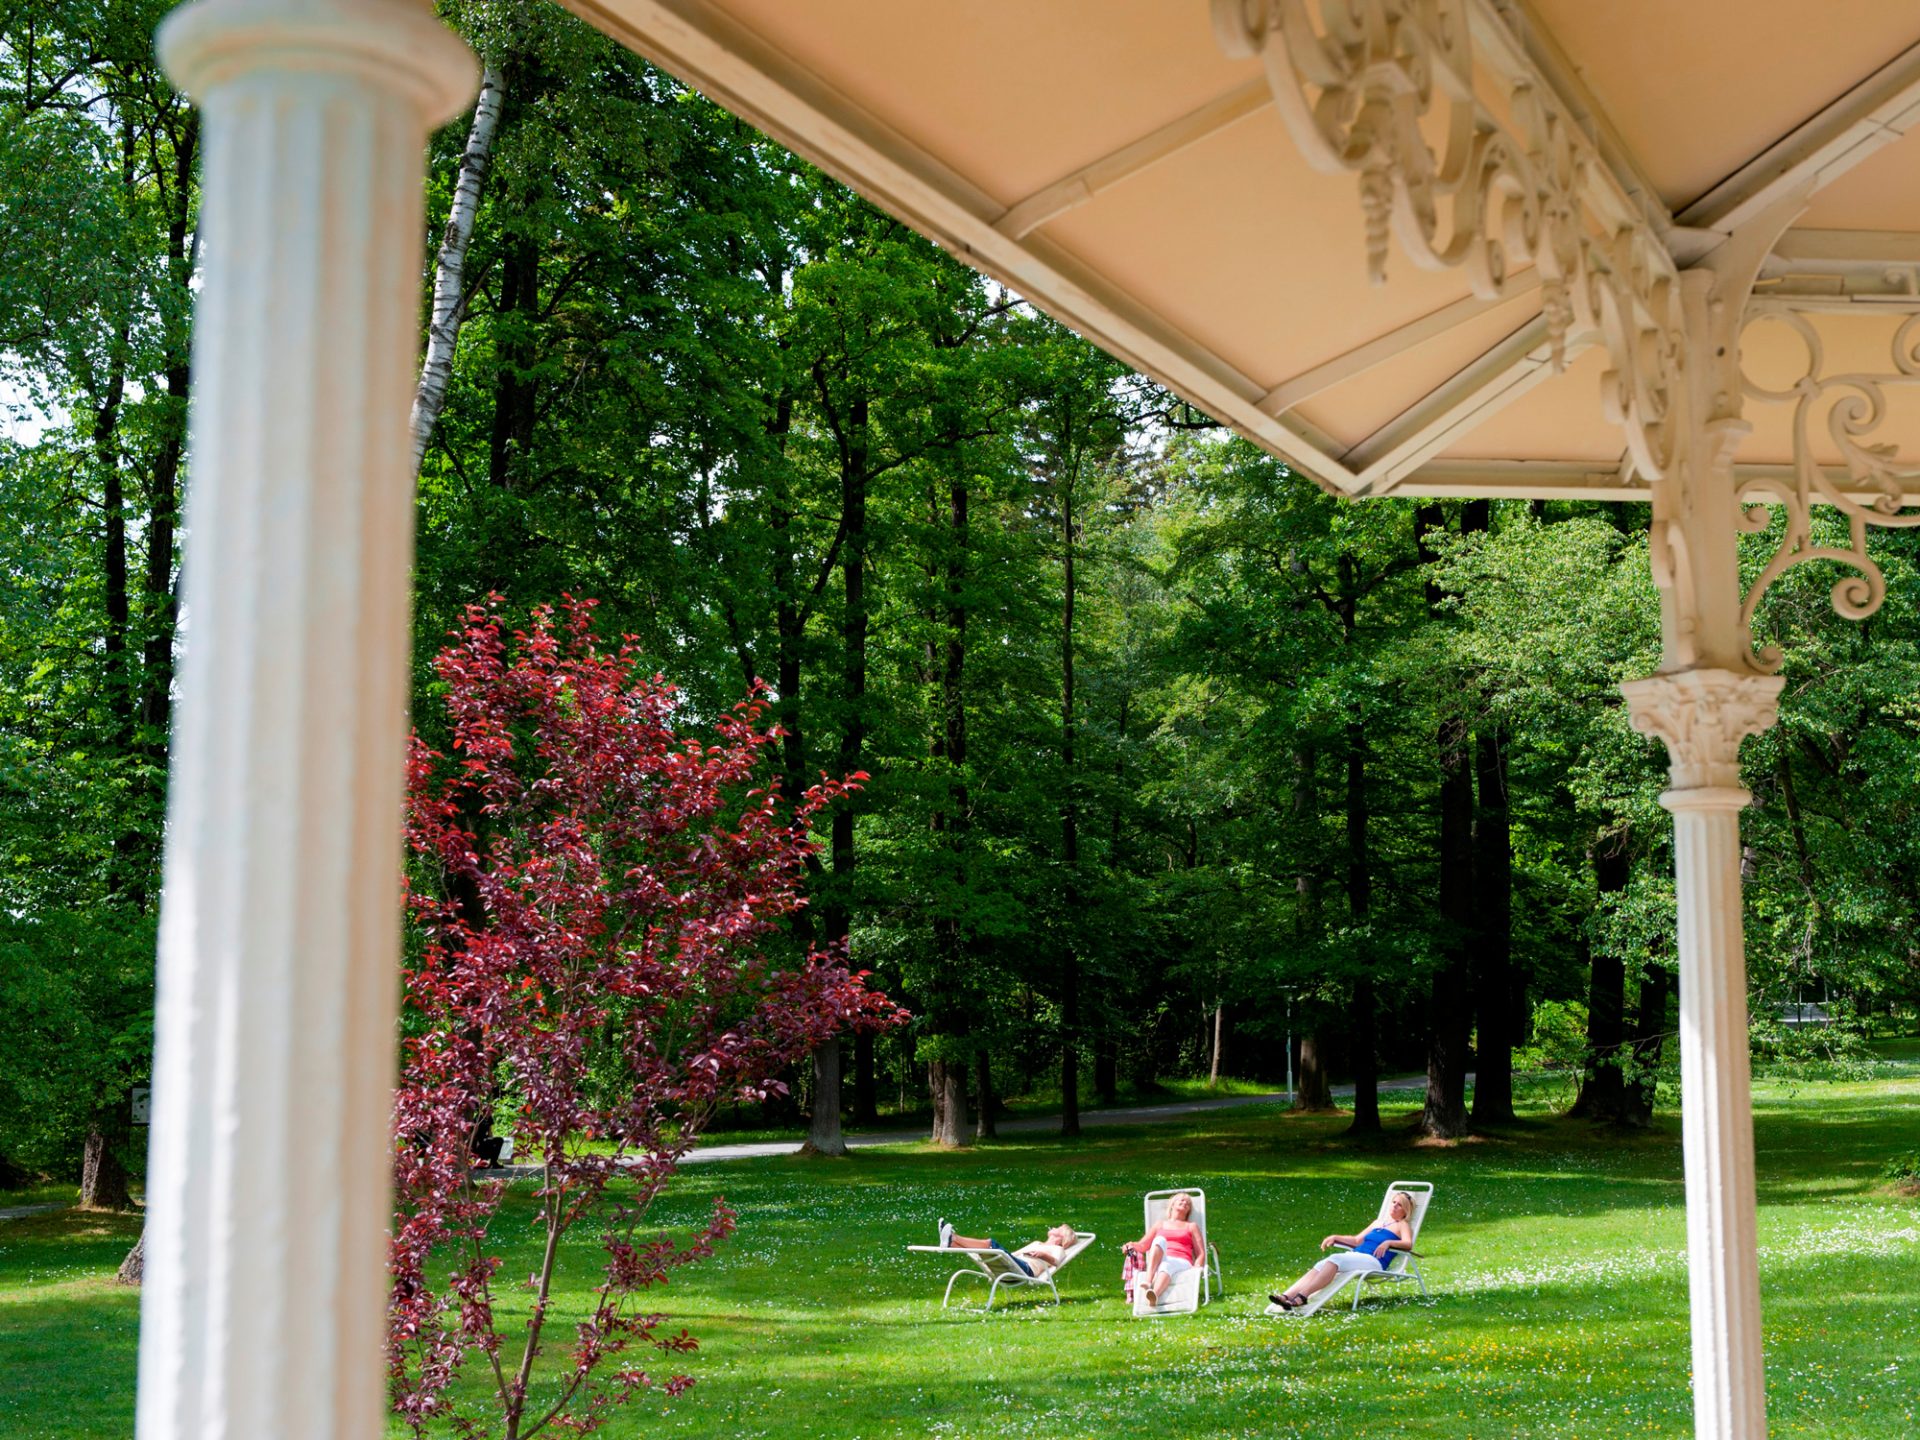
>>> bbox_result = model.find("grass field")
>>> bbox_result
[4,1063,1918,1439]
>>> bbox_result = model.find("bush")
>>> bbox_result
[1750,1014,1875,1088]
[1881,1151,1920,1193]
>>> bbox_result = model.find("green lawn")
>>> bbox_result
[4,1072,1918,1439]
[0,1191,143,1440]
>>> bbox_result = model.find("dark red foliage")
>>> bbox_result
[388,598,902,1439]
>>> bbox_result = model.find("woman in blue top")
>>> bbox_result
[1267,1189,1415,1310]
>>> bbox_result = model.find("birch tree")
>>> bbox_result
[408,60,505,478]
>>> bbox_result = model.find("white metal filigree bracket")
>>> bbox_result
[1734,309,1920,671]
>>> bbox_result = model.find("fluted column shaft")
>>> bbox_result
[1623,669,1783,1440]
[140,5,472,1438]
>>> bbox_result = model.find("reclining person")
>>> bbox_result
[937,1219,1078,1279]
[1268,1188,1415,1310]
[1125,1191,1204,1310]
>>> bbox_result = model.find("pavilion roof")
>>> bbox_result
[564,0,1920,503]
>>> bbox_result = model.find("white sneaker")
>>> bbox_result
[938,1218,954,1248]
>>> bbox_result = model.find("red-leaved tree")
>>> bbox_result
[390,599,902,1438]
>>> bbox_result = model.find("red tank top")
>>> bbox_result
[1157,1226,1197,1262]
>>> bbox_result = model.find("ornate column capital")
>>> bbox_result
[159,0,475,126]
[1621,667,1784,795]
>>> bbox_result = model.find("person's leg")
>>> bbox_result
[949,1233,994,1249]
[1295,1258,1339,1297]
[1271,1258,1338,1306]
[1143,1241,1166,1293]
[1149,1253,1190,1302]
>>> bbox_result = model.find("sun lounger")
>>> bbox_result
[908,1230,1097,1311]
[1133,1188,1223,1317]
[1265,1180,1432,1318]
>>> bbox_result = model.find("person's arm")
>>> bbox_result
[1320,1232,1356,1250]
[1373,1220,1415,1259]
[1130,1223,1162,1254]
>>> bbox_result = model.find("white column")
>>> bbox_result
[1622,670,1782,1440]
[140,5,472,1439]
[1618,195,1810,1440]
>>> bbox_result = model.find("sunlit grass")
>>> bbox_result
[4,1066,1918,1439]
[0,1196,144,1440]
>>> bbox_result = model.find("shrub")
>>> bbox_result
[1881,1151,1920,1194]
[388,599,903,1437]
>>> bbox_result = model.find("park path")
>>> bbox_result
[482,1073,1439,1176]
[0,1203,64,1221]
[677,1072,1433,1165]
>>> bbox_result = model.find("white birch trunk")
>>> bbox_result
[408,59,505,478]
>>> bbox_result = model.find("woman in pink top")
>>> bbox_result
[1125,1192,1203,1311]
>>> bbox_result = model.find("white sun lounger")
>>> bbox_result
[908,1230,1096,1311]
[1265,1180,1433,1318]
[1133,1188,1224,1317]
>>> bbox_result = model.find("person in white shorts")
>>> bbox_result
[1268,1188,1415,1310]
[1125,1191,1204,1311]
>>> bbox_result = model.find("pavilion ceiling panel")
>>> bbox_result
[1432,347,1629,466]
[704,0,1256,209]
[1038,107,1486,397]
[1527,0,1920,210]
[1800,127,1920,230]
[1291,290,1544,449]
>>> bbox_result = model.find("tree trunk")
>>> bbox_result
[79,1124,130,1211]
[1059,468,1081,1139]
[411,60,506,477]
[134,107,196,896]
[1345,717,1379,1135]
[852,1031,878,1125]
[767,388,820,970]
[1571,829,1632,1121]
[1419,712,1475,1137]
[974,1047,996,1139]
[929,1060,970,1148]
[486,230,540,492]
[800,1038,847,1157]
[1470,723,1518,1125]
[1296,1032,1335,1111]
[1094,1041,1118,1105]
[1623,962,1672,1127]
[1289,746,1335,1113]
[1208,1004,1225,1087]
[923,464,971,1132]
[813,394,872,1161]
[1419,505,1474,1139]
[115,1231,145,1287]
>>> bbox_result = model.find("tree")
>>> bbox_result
[1416,503,1475,1140]
[0,0,195,1210]
[389,600,901,1438]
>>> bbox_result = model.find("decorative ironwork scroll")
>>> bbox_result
[1735,309,1920,672]
[1211,0,1685,480]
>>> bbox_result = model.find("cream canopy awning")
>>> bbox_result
[567,0,1920,502]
